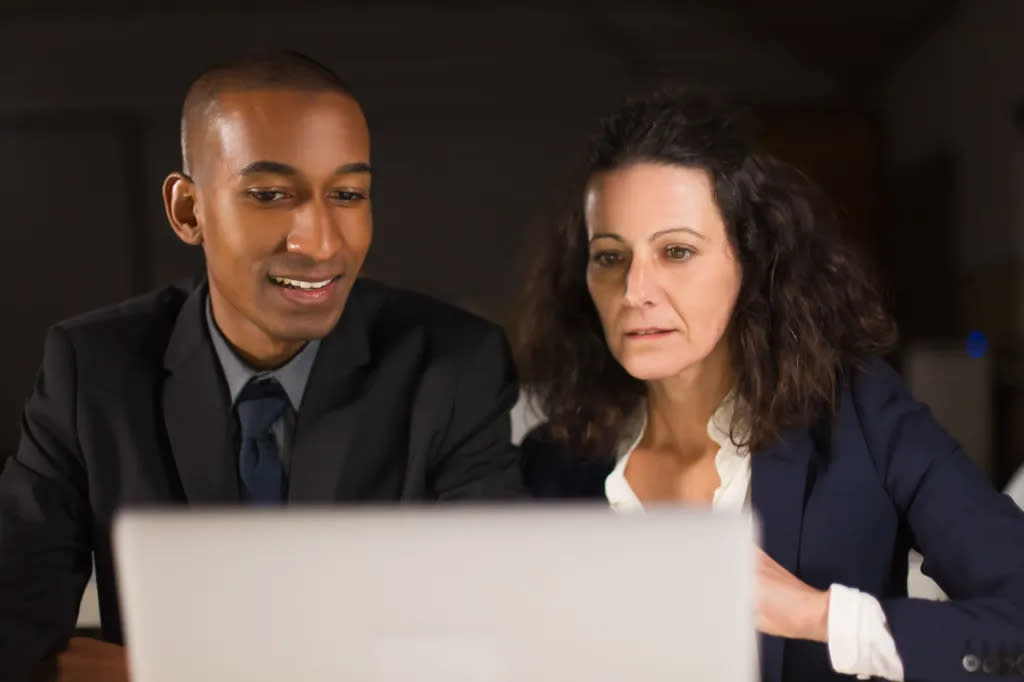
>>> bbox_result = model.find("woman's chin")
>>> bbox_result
[620,360,691,383]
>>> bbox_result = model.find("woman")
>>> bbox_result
[516,90,1024,682]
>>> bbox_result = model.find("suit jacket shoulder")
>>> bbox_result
[52,281,192,372]
[351,278,510,362]
[842,355,910,414]
[835,355,939,482]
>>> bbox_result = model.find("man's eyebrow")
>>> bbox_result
[335,162,372,175]
[238,161,297,177]
[237,161,373,177]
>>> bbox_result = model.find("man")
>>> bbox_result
[0,51,524,679]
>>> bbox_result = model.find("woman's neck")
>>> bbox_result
[642,344,734,460]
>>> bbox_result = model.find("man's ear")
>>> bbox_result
[163,172,203,246]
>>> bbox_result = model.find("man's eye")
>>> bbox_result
[330,190,367,202]
[247,189,289,202]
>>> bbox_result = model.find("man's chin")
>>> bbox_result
[266,305,345,341]
[276,319,341,343]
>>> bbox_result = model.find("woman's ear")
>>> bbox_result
[162,172,203,246]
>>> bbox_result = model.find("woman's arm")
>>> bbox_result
[855,359,1024,681]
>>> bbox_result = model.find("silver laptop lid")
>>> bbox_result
[115,505,757,682]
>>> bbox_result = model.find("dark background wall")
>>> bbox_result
[1,0,1021,484]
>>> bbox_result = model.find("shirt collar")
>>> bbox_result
[204,296,320,410]
[606,389,752,512]
[615,388,751,461]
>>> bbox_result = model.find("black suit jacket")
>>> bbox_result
[0,277,525,675]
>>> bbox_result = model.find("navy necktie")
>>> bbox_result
[236,377,289,503]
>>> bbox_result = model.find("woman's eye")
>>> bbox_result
[665,245,693,260]
[247,189,289,202]
[592,252,623,267]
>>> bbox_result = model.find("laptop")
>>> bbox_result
[114,505,757,681]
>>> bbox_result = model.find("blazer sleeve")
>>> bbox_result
[0,326,94,678]
[428,324,526,501]
[520,426,615,499]
[855,359,1024,680]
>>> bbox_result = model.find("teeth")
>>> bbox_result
[271,276,334,290]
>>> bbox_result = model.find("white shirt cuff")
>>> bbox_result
[827,584,905,681]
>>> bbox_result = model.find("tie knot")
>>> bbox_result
[236,378,289,440]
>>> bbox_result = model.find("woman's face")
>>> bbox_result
[584,162,743,382]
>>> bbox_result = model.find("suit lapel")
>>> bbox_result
[751,429,815,682]
[161,283,240,503]
[287,283,372,502]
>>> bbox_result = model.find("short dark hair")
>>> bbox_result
[516,89,898,456]
[180,50,355,176]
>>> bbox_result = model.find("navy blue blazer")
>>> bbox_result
[521,357,1024,682]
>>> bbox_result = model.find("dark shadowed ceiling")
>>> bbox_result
[0,0,960,97]
[713,0,960,92]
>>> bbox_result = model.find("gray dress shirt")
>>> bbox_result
[205,298,320,473]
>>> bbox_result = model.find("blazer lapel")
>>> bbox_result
[751,429,815,682]
[161,282,240,503]
[287,286,372,503]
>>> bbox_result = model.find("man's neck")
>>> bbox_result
[207,294,306,371]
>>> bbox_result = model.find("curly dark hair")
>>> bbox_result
[516,89,898,457]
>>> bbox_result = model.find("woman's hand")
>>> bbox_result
[756,548,830,642]
[57,637,130,682]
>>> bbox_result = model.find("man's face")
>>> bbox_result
[176,88,372,365]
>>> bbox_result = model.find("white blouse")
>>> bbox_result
[604,395,905,681]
